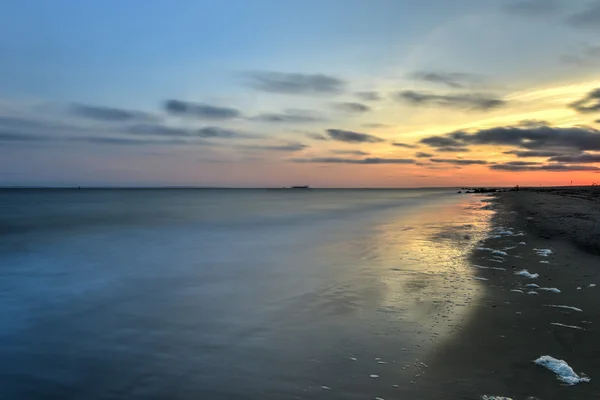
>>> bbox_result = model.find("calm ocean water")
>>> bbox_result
[0,189,493,399]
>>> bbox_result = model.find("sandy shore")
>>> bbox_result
[413,188,600,399]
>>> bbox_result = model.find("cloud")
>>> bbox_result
[560,45,600,66]
[332,102,371,113]
[503,161,542,166]
[548,152,600,163]
[245,71,345,94]
[355,91,381,101]
[409,71,482,89]
[415,152,433,158]
[305,132,329,141]
[422,124,600,151]
[69,103,156,122]
[252,109,324,123]
[567,1,600,28]
[503,0,561,16]
[0,131,50,142]
[503,150,573,157]
[164,100,241,119]
[396,90,506,111]
[569,88,600,113]
[420,136,462,147]
[516,119,550,127]
[362,123,388,128]
[292,157,414,164]
[430,158,489,165]
[241,142,308,152]
[326,129,385,143]
[127,124,243,139]
[392,142,418,148]
[490,163,600,171]
[330,149,370,156]
[436,146,470,152]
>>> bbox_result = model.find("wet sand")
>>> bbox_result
[414,188,600,399]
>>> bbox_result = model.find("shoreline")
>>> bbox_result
[413,189,600,399]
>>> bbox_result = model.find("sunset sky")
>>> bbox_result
[2,0,600,187]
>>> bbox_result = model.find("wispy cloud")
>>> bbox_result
[69,103,157,122]
[391,142,418,149]
[409,71,482,89]
[245,71,345,94]
[305,132,329,141]
[326,129,385,143]
[164,100,242,119]
[548,153,600,163]
[415,152,433,158]
[292,157,414,164]
[490,163,600,171]
[241,142,308,152]
[503,0,562,17]
[430,158,489,165]
[332,102,371,113]
[330,149,370,156]
[567,1,600,28]
[251,109,325,123]
[569,88,600,113]
[395,90,506,111]
[355,91,381,101]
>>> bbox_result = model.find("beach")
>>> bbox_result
[415,188,600,399]
[0,188,599,399]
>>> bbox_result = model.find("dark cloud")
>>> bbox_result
[569,88,600,113]
[164,100,241,120]
[292,157,414,164]
[420,136,462,147]
[436,146,471,152]
[548,153,600,163]
[332,102,371,113]
[517,119,550,127]
[503,161,542,166]
[503,150,573,157]
[423,124,600,152]
[128,124,242,138]
[245,71,345,94]
[596,119,600,124]
[362,123,388,128]
[430,158,489,165]
[503,0,561,16]
[330,149,370,156]
[409,71,481,89]
[355,91,381,101]
[415,152,433,158]
[305,132,329,141]
[0,131,50,142]
[567,1,600,28]
[69,103,156,122]
[326,129,385,143]
[396,90,506,111]
[490,163,600,171]
[242,142,308,152]
[252,109,324,123]
[77,136,190,146]
[392,142,418,149]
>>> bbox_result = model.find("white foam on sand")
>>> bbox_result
[473,264,506,271]
[540,261,549,264]
[473,277,489,281]
[481,396,514,400]
[477,248,508,256]
[510,289,523,293]
[519,242,526,245]
[525,283,540,288]
[515,270,539,279]
[539,287,561,293]
[533,355,590,385]
[528,291,538,295]
[590,284,596,288]
[370,374,379,379]
[550,323,583,330]
[544,305,583,312]
[534,248,553,257]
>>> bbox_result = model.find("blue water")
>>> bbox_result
[0,189,492,399]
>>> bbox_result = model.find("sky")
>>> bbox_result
[2,0,600,188]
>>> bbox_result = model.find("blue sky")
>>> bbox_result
[2,0,600,187]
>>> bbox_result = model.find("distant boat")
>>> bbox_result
[289,185,310,189]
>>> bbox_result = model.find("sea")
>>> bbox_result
[0,188,494,399]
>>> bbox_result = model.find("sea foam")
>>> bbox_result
[533,355,590,385]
